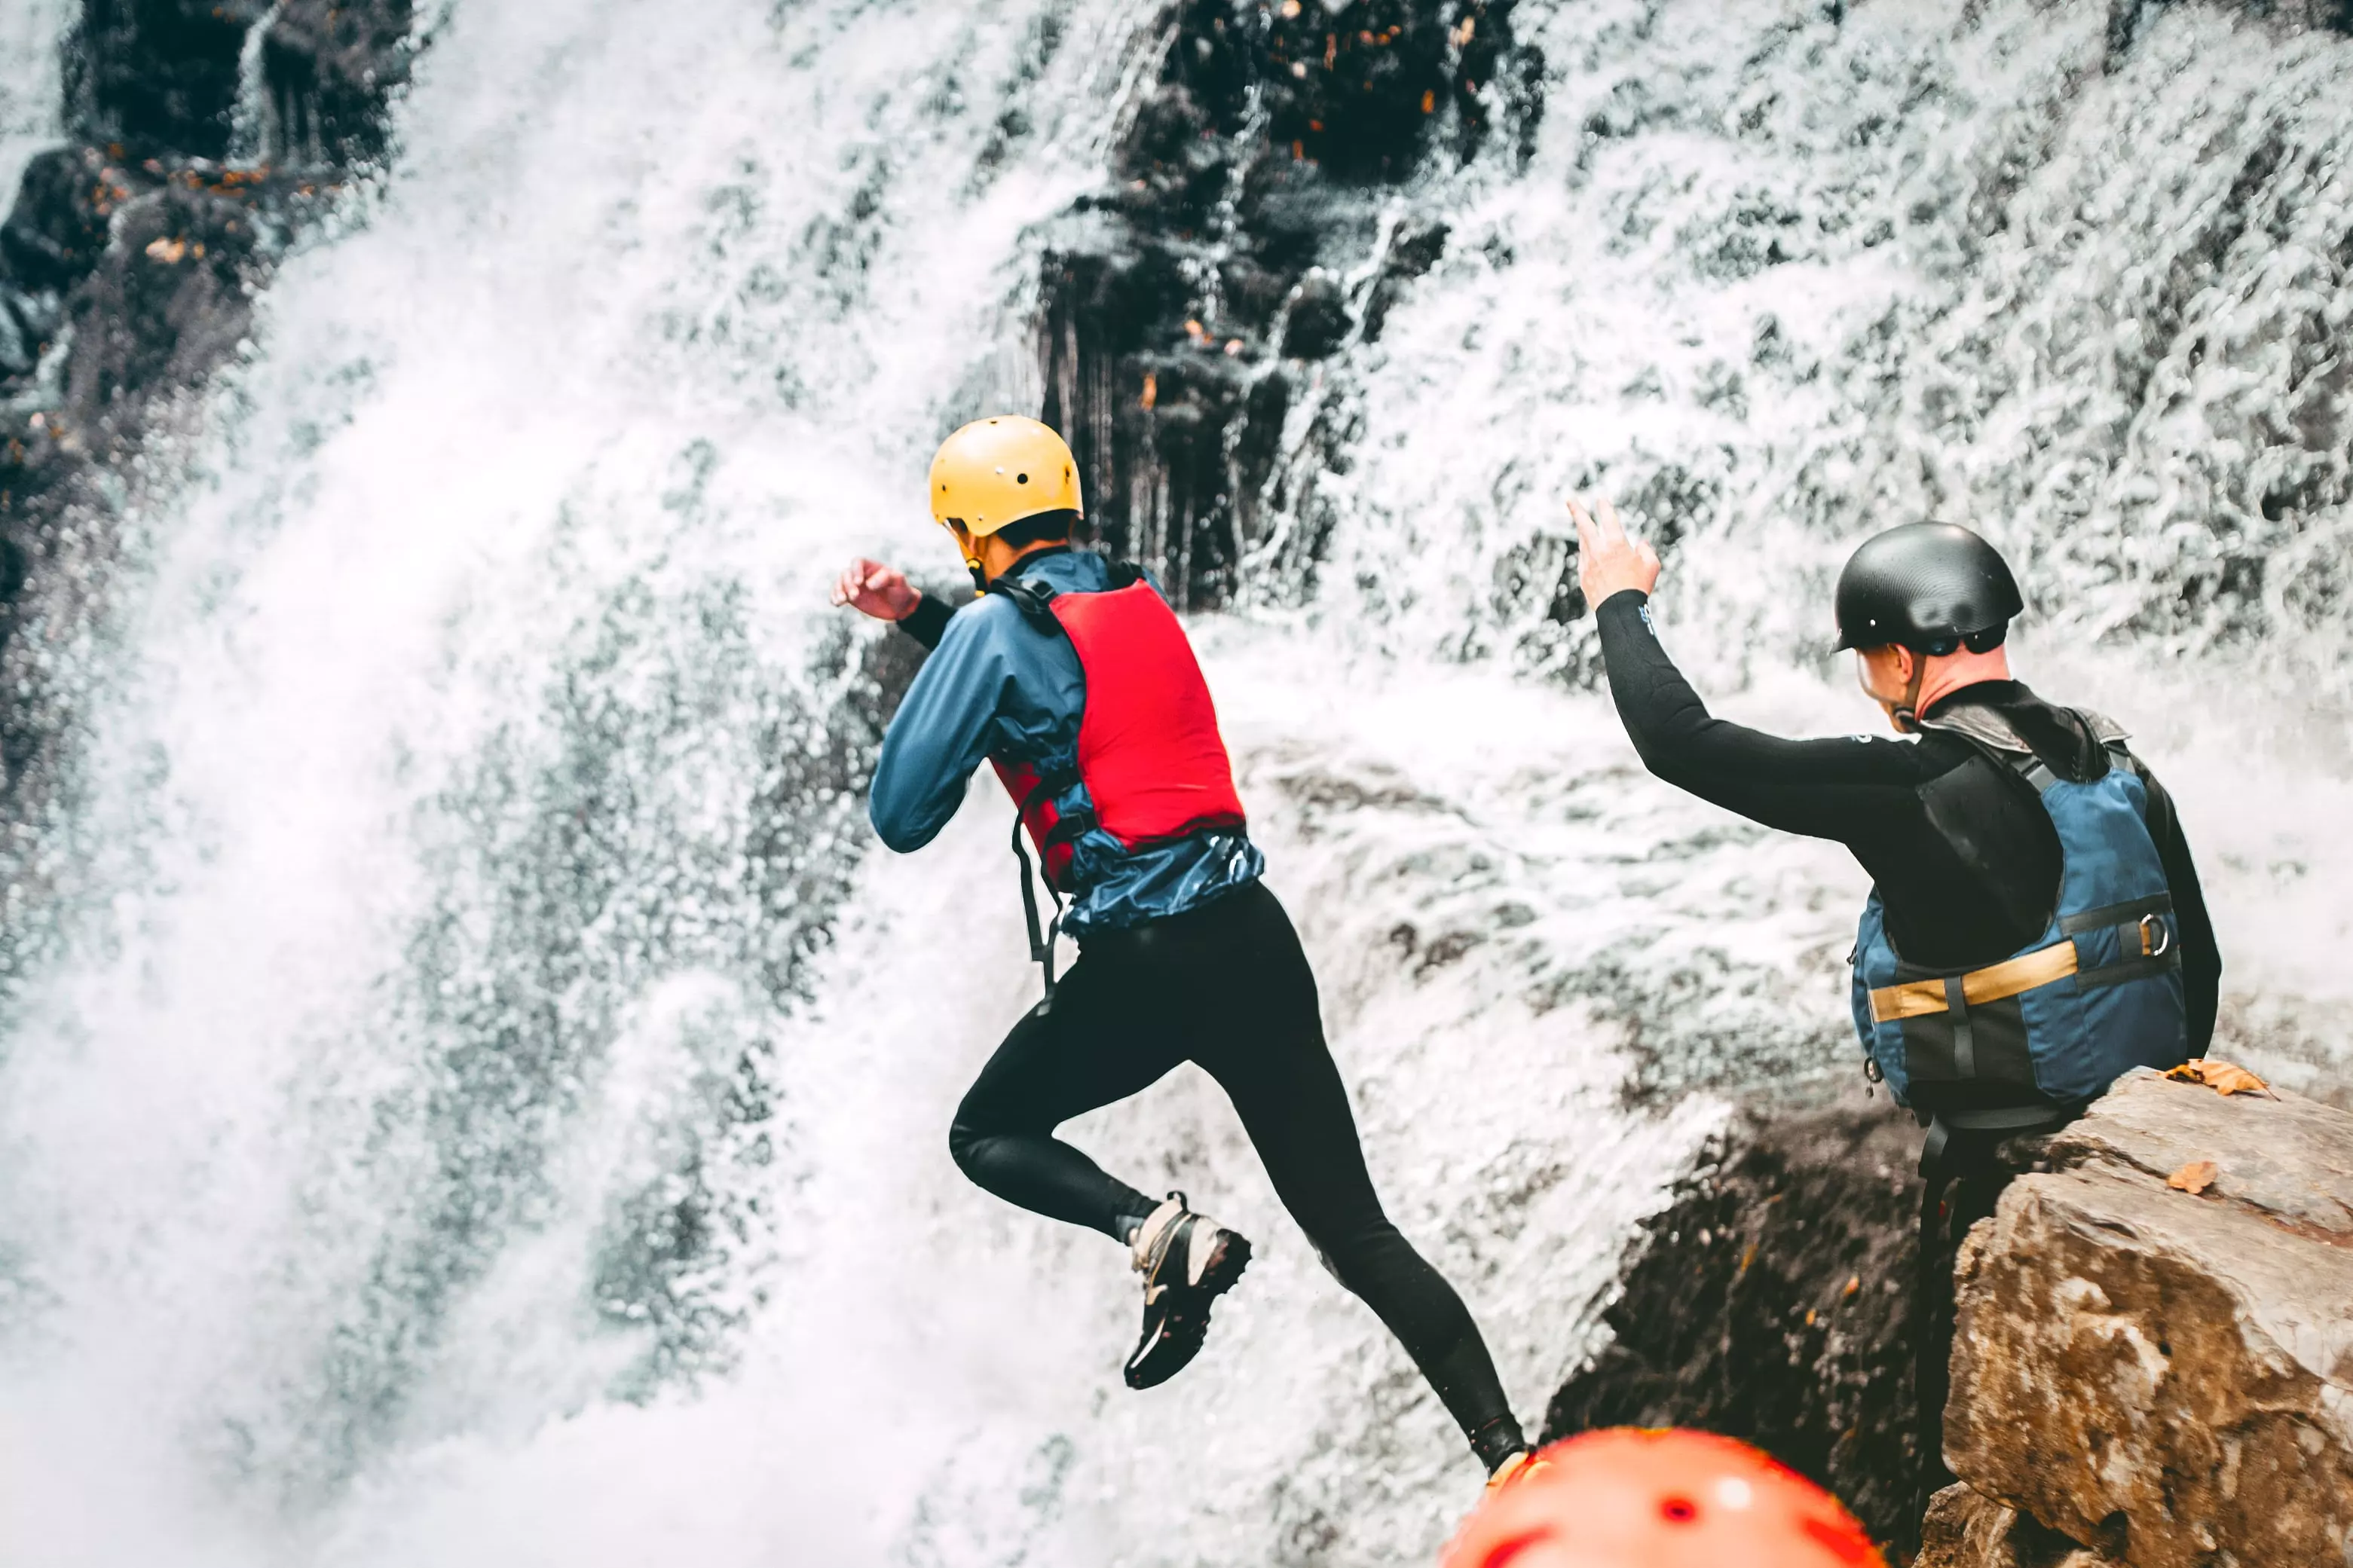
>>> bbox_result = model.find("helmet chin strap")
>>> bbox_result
[966,557,988,594]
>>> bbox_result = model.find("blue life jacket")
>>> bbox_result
[1850,705,2188,1129]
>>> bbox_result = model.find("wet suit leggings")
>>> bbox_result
[1913,1126,2063,1518]
[948,879,1525,1466]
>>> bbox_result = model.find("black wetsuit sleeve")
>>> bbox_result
[2131,763,2221,1053]
[1592,589,1934,842]
[897,591,954,651]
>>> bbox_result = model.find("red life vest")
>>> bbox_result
[987,569,1247,891]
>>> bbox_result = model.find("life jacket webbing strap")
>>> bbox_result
[1008,814,1063,1003]
[2076,951,2180,990]
[1870,921,2182,1025]
[1869,940,2080,1022]
[1945,975,1975,1078]
[2058,891,2171,937]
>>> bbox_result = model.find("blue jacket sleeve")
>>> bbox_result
[868,602,1014,853]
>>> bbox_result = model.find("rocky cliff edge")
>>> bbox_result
[1922,1068,2353,1568]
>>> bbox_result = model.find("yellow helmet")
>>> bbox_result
[928,415,1083,537]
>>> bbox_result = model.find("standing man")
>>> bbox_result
[832,414,1538,1482]
[1567,497,2219,1508]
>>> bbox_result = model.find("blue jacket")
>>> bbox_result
[868,549,1264,937]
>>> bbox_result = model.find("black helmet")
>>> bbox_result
[1832,523,2024,653]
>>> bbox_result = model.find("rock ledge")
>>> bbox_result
[1923,1068,2353,1568]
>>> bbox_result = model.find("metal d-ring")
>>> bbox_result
[2139,912,2174,958]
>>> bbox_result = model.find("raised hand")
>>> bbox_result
[831,557,920,622]
[1568,495,1661,608]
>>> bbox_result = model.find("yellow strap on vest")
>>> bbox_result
[1868,940,2081,1023]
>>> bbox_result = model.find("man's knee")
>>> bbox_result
[947,1108,990,1178]
[948,1088,1042,1178]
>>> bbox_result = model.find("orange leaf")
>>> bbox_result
[2167,1160,2218,1195]
[2165,1059,2275,1098]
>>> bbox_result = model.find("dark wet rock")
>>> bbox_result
[1036,0,1544,607]
[64,179,271,413]
[63,0,415,165]
[67,0,264,162]
[1357,216,1447,341]
[0,2,421,972]
[1279,270,1351,360]
[1544,1100,1929,1554]
[1,145,130,295]
[264,0,419,168]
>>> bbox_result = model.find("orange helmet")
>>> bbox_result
[1443,1429,1884,1568]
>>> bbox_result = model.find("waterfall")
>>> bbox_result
[0,0,72,202]
[1,1,2348,1565]
[228,2,289,170]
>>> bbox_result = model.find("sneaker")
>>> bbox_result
[1123,1192,1251,1390]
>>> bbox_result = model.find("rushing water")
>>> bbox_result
[0,0,69,203]
[2,2,2349,1565]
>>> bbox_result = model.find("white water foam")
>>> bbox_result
[1304,0,2353,1100]
[0,0,72,202]
[2,1,2348,1565]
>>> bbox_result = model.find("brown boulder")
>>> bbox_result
[1944,1069,2353,1567]
[1917,1483,2122,1568]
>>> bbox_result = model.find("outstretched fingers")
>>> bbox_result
[1566,492,1663,604]
[1595,496,1626,543]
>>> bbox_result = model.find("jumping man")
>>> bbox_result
[833,415,1537,1481]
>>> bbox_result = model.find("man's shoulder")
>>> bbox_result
[939,588,1026,641]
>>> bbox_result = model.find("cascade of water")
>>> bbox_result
[0,0,73,205]
[228,2,289,170]
[1,1,2348,1566]
[1301,0,2353,1100]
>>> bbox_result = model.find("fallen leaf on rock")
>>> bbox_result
[144,236,187,264]
[2164,1059,2276,1098]
[2167,1160,2219,1194]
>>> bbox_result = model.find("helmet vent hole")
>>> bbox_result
[1660,1497,1699,1524]
[1017,472,1029,484]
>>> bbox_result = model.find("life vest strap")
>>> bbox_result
[1869,902,2180,1025]
[1008,813,1063,1006]
[2056,891,2171,939]
[1869,940,2081,1022]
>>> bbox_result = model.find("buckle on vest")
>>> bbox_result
[2138,912,2172,958]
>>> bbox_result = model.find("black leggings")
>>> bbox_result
[1914,1125,2066,1518]
[949,880,1522,1462]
